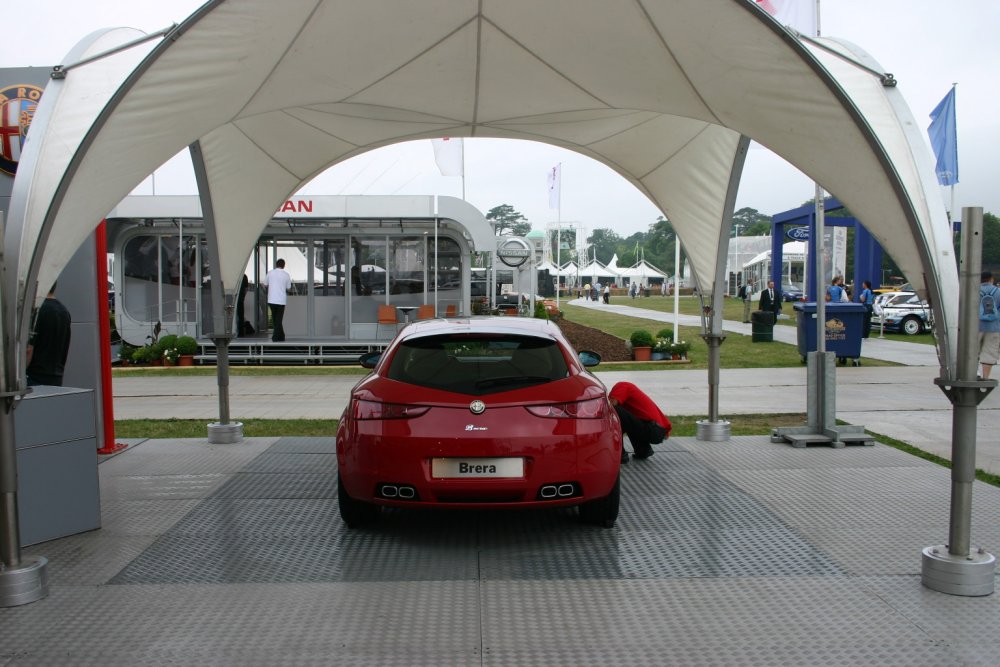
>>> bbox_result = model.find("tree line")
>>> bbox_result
[485,203,1000,281]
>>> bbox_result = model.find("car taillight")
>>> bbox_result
[353,399,430,420]
[525,397,606,419]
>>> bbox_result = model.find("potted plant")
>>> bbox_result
[176,335,198,366]
[629,330,655,361]
[118,342,137,366]
[656,327,674,341]
[161,346,180,366]
[652,337,672,361]
[670,340,691,360]
[131,344,154,365]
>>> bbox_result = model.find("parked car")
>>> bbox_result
[337,317,622,528]
[781,283,805,302]
[872,291,933,335]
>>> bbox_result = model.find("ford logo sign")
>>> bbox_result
[786,227,810,241]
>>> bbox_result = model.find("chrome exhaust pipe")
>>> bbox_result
[539,485,557,498]
[381,484,398,498]
[557,484,575,497]
[397,486,415,499]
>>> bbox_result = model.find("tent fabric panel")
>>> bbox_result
[345,21,480,122]
[239,0,478,117]
[804,38,957,363]
[197,125,302,291]
[487,110,661,148]
[9,28,154,306]
[587,114,715,181]
[283,106,459,151]
[474,21,610,124]
[483,0,711,121]
[639,125,743,291]
[232,112,358,180]
[29,0,322,294]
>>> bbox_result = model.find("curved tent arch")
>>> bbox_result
[8,0,957,382]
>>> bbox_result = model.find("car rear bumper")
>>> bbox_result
[339,432,620,507]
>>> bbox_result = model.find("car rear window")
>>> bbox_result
[386,334,569,395]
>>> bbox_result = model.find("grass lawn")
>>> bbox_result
[559,303,898,369]
[605,294,937,344]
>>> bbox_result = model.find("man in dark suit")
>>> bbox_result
[758,279,781,318]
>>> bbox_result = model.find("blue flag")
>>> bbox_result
[927,88,958,186]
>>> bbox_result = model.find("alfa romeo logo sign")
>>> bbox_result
[0,84,43,176]
[497,237,531,268]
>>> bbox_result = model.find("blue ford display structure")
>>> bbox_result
[794,302,866,366]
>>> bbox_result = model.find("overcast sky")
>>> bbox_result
[4,1,996,236]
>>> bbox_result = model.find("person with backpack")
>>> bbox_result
[739,281,753,323]
[979,271,1000,379]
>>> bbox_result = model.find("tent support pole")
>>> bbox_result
[189,142,242,444]
[0,213,48,606]
[695,136,749,442]
[924,207,996,596]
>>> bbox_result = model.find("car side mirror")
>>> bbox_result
[359,351,381,369]
[578,350,601,367]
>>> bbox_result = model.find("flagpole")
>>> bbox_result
[461,139,466,200]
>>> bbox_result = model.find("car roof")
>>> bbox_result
[398,315,566,341]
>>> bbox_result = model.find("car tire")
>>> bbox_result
[338,474,379,528]
[579,473,620,528]
[901,316,923,335]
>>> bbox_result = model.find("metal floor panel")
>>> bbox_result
[4,435,1000,666]
[478,578,952,667]
[242,451,339,474]
[209,472,338,499]
[94,498,203,537]
[98,473,227,501]
[97,438,276,476]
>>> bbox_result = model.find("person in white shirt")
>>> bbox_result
[263,259,293,342]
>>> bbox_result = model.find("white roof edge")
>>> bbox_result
[106,194,494,251]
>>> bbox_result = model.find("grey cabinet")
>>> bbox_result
[15,386,101,546]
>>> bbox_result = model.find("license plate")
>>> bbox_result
[431,457,524,479]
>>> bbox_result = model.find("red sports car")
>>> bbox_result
[337,316,622,528]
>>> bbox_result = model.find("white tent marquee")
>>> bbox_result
[619,260,669,284]
[577,260,620,281]
[7,0,958,379]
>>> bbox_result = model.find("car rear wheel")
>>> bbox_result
[901,316,923,335]
[579,473,620,528]
[338,474,379,528]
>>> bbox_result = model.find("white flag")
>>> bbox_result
[547,163,561,209]
[431,137,463,176]
[755,0,817,35]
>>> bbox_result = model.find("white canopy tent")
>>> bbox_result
[619,259,669,285]
[577,260,620,282]
[7,0,958,381]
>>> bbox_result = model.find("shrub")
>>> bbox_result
[629,330,655,348]
[176,335,198,355]
[533,301,549,319]
[670,340,691,356]
[656,327,674,340]
[118,341,137,362]
[654,337,672,353]
[131,345,154,364]
[158,334,179,352]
